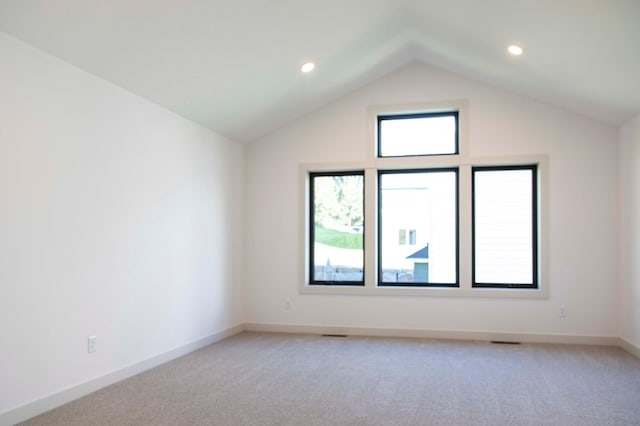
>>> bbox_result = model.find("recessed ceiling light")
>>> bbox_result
[300,62,315,73]
[508,45,523,56]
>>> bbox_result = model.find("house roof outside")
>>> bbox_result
[407,245,429,260]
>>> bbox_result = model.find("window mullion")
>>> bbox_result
[458,164,472,289]
[364,168,377,288]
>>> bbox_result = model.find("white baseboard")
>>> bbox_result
[244,322,619,346]
[617,337,640,359]
[3,323,637,426]
[0,324,243,426]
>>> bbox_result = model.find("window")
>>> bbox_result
[378,112,458,157]
[379,169,458,286]
[473,165,538,288]
[309,172,364,285]
[302,100,545,297]
[408,230,416,245]
[409,229,416,246]
[398,229,418,245]
[399,229,407,245]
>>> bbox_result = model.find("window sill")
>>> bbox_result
[299,284,548,299]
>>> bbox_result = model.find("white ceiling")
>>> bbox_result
[1,0,639,143]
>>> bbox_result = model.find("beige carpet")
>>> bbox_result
[20,332,640,425]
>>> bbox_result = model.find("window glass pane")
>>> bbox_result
[311,173,364,284]
[379,170,457,286]
[408,229,416,245]
[378,113,457,157]
[473,167,536,286]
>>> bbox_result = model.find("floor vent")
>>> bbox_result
[491,341,521,345]
[322,334,348,338]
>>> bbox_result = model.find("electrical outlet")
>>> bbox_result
[88,335,97,353]
[559,305,567,318]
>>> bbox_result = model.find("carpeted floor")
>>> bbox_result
[19,332,640,425]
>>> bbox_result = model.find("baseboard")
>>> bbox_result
[3,324,635,426]
[617,337,640,359]
[0,324,243,426]
[244,322,619,346]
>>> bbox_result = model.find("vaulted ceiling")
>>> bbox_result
[1,0,638,143]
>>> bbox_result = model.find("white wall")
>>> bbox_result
[619,114,640,348]
[0,32,244,415]
[245,62,618,337]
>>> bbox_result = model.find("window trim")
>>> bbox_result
[471,164,539,289]
[300,155,548,299]
[299,100,548,299]
[367,100,469,160]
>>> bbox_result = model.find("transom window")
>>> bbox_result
[378,111,458,157]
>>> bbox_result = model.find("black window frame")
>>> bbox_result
[377,167,460,288]
[471,164,538,289]
[309,170,365,286]
[377,111,459,158]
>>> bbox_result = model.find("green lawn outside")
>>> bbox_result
[314,225,363,249]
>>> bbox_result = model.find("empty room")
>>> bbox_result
[1,1,640,425]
